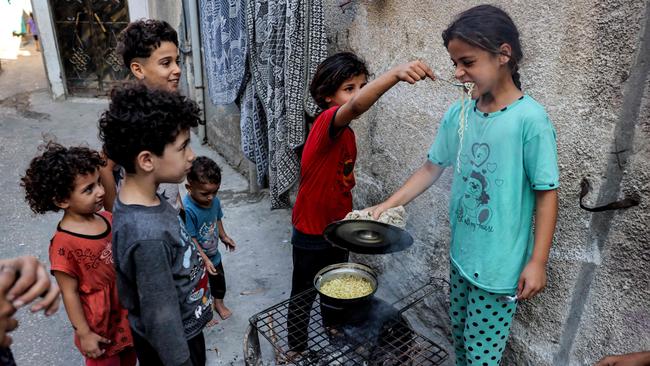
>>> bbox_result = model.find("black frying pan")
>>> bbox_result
[323,219,413,254]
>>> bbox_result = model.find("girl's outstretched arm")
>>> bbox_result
[517,189,558,300]
[370,161,444,219]
[334,60,435,129]
[54,271,111,359]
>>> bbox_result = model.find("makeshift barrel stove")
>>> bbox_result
[245,220,449,365]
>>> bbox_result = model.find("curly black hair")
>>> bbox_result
[21,142,106,214]
[187,156,221,185]
[309,52,369,110]
[98,84,202,173]
[117,19,179,67]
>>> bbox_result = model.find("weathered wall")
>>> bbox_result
[323,1,650,365]
[146,0,183,30]
[204,102,247,174]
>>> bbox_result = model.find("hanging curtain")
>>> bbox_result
[240,79,269,187]
[199,0,247,105]
[246,0,327,209]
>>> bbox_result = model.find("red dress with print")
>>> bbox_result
[49,211,133,358]
[292,106,357,235]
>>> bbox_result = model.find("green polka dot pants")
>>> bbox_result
[449,261,517,366]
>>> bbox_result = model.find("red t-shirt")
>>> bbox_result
[49,211,133,358]
[292,106,357,235]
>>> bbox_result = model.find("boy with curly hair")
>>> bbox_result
[183,157,236,325]
[98,84,212,366]
[102,19,183,212]
[21,142,135,365]
[117,18,181,92]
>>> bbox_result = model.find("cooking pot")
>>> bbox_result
[314,262,378,310]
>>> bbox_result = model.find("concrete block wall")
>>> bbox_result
[324,1,650,365]
[203,102,247,174]
[146,0,183,33]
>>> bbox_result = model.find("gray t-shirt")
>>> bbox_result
[113,165,181,210]
[112,196,212,365]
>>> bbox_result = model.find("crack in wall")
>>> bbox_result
[553,2,650,364]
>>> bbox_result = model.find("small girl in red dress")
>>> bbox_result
[21,142,135,366]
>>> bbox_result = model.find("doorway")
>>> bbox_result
[50,0,130,96]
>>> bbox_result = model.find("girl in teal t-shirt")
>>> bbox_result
[370,5,559,366]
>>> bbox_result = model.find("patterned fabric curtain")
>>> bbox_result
[240,79,269,187]
[199,0,247,105]
[245,0,327,209]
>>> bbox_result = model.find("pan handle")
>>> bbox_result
[396,291,430,316]
[394,277,449,316]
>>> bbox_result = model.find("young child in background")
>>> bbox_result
[183,157,236,325]
[21,143,135,366]
[99,84,211,366]
[370,5,559,365]
[26,13,39,51]
[100,19,183,212]
[287,51,435,354]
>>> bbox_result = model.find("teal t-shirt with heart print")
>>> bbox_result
[428,95,559,293]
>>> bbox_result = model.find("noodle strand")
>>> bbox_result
[456,83,475,173]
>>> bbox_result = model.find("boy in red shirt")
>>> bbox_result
[287,52,435,354]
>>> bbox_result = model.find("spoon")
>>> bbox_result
[497,294,518,303]
[433,71,467,88]
[436,77,466,88]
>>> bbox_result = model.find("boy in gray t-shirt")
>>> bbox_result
[99,84,211,366]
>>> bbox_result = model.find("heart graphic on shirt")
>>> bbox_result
[487,163,497,173]
[495,179,504,187]
[471,143,490,167]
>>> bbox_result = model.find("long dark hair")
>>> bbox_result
[309,52,369,110]
[442,5,523,90]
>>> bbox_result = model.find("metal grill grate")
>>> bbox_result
[249,278,449,365]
